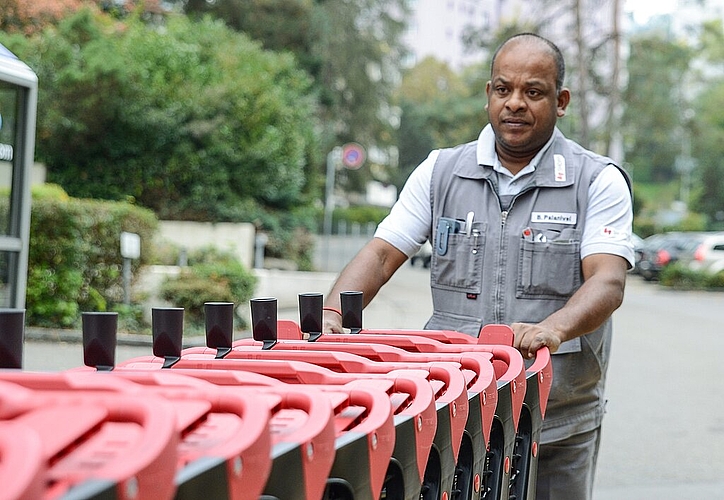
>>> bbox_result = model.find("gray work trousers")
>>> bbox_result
[535,427,602,500]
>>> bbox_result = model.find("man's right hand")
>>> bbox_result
[321,238,409,334]
[323,309,344,333]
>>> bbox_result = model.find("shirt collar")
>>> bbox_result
[476,124,558,179]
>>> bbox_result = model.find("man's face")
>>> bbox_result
[485,41,570,162]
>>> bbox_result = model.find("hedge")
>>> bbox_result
[159,249,257,330]
[24,185,158,327]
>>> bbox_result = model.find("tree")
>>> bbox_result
[182,0,315,58]
[0,0,164,33]
[463,1,624,154]
[622,32,693,184]
[2,9,320,221]
[179,0,410,193]
[0,0,85,33]
[394,57,485,188]
[690,19,724,226]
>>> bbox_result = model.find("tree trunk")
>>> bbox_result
[605,0,624,161]
[574,0,590,148]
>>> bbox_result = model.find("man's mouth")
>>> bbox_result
[501,117,529,127]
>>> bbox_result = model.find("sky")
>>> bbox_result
[627,0,678,24]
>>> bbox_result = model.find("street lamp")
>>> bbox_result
[676,108,696,206]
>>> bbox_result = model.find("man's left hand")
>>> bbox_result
[511,322,562,359]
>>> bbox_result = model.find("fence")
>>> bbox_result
[313,221,378,273]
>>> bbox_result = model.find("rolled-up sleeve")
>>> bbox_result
[374,150,439,257]
[581,165,635,268]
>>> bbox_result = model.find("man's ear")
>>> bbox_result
[485,80,491,111]
[557,88,571,117]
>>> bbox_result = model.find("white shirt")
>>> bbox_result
[375,125,635,267]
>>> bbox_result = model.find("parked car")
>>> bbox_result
[636,232,704,281]
[679,231,724,275]
[410,241,432,268]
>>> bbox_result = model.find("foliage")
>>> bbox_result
[212,200,318,271]
[180,0,410,194]
[30,182,71,201]
[704,270,724,288]
[333,205,390,227]
[659,262,724,290]
[394,100,436,188]
[0,0,85,33]
[461,19,538,68]
[183,0,314,56]
[1,8,324,267]
[462,8,621,152]
[394,57,486,190]
[622,32,693,184]
[671,212,707,232]
[110,303,147,335]
[23,187,158,327]
[0,0,165,34]
[633,218,657,239]
[1,10,319,219]
[159,248,256,329]
[634,182,680,214]
[659,262,706,289]
[690,20,724,228]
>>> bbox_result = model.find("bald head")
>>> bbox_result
[491,33,565,94]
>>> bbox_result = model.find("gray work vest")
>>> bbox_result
[425,129,627,443]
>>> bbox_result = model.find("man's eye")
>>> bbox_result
[495,87,508,94]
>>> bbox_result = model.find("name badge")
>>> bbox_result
[531,212,578,224]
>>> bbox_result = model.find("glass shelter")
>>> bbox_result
[0,44,37,308]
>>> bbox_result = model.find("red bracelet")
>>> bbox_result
[322,306,342,316]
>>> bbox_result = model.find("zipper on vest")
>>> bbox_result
[494,210,509,323]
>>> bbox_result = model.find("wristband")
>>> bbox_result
[322,306,342,316]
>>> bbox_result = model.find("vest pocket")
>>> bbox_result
[517,234,581,299]
[430,225,485,293]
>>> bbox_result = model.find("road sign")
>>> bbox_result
[341,142,366,170]
[120,231,141,260]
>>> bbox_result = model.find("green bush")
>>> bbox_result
[159,248,256,330]
[333,205,390,227]
[255,206,318,272]
[659,262,708,289]
[25,188,158,327]
[31,183,70,201]
[658,262,724,291]
[705,270,724,289]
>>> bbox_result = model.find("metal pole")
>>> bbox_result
[123,257,131,305]
[323,147,341,271]
[323,148,338,237]
[254,233,268,269]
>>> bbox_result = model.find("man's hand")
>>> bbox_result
[511,322,562,359]
[511,254,628,359]
[323,310,344,334]
[322,238,409,334]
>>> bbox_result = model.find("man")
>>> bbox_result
[323,33,634,499]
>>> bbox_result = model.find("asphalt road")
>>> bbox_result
[594,274,724,499]
[22,265,724,498]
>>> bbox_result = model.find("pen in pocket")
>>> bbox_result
[464,211,474,236]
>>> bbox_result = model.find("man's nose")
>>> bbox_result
[505,90,527,112]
